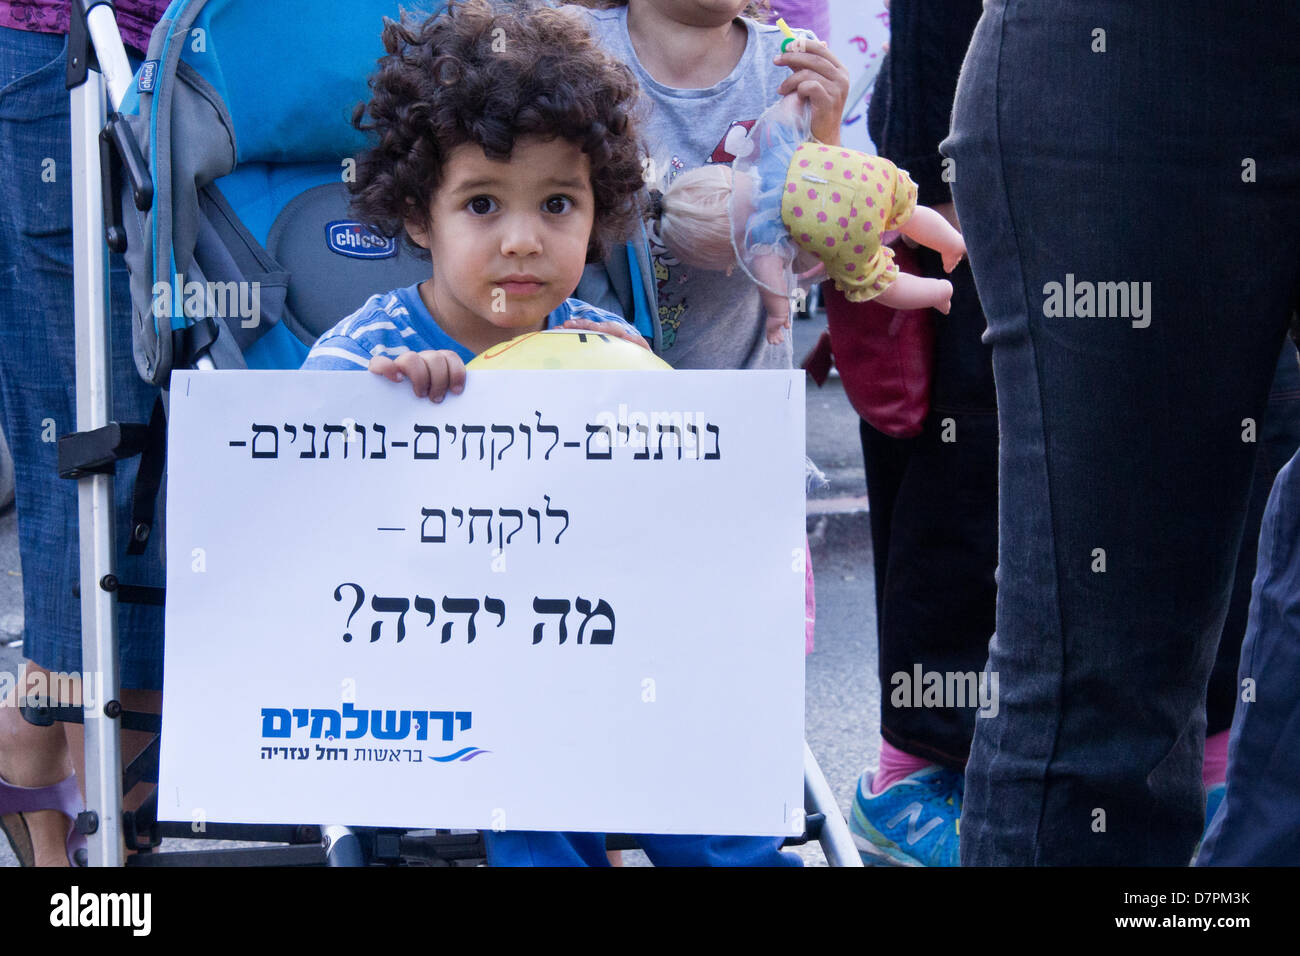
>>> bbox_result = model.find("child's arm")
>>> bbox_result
[898,205,967,274]
[369,350,467,403]
[753,251,792,345]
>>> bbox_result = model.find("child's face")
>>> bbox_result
[406,136,596,350]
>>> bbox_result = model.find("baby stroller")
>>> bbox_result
[56,0,859,866]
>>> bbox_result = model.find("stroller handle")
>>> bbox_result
[81,0,137,111]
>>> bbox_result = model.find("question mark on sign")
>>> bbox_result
[334,583,365,642]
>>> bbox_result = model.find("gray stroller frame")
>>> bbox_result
[57,0,860,867]
[65,0,146,869]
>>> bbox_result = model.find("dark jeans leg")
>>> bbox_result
[860,418,916,630]
[946,0,1300,864]
[854,252,999,770]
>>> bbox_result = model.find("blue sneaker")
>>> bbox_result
[1204,782,1226,832]
[849,765,963,867]
[1192,782,1228,862]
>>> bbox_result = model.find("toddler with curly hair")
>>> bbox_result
[302,0,651,394]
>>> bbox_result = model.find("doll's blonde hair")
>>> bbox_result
[656,165,738,272]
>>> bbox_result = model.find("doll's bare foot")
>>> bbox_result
[941,245,966,274]
[875,273,954,314]
[933,279,954,314]
[765,314,789,345]
[898,206,966,273]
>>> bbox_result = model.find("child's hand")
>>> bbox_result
[369,349,466,403]
[559,318,653,352]
[774,38,850,146]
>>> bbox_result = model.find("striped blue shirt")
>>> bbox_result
[301,283,633,370]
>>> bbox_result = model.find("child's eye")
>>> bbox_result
[545,195,574,214]
[467,196,496,215]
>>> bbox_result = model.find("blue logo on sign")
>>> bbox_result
[326,221,397,259]
[138,60,159,93]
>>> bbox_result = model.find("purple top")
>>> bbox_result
[766,0,830,45]
[1,0,170,55]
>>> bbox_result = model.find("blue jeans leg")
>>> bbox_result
[483,830,801,866]
[944,0,1300,864]
[1208,343,1300,735]
[1197,447,1300,865]
[636,833,800,867]
[482,830,611,867]
[0,27,164,688]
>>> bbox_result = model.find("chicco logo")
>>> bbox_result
[326,221,396,260]
[138,60,159,92]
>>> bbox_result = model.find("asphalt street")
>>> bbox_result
[0,304,881,866]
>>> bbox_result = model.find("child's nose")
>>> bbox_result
[499,214,544,257]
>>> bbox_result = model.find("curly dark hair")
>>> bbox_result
[350,0,649,264]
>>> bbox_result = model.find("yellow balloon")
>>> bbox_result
[468,328,671,371]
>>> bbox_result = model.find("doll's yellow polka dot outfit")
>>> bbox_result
[779,143,918,302]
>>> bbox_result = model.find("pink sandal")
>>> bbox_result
[0,771,85,866]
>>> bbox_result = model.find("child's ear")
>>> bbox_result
[403,196,433,249]
[405,216,431,250]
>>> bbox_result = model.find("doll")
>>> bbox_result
[651,75,966,345]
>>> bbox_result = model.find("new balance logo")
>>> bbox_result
[886,802,944,845]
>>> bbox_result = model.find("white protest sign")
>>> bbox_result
[159,369,805,836]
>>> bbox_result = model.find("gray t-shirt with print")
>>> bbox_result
[580,6,815,370]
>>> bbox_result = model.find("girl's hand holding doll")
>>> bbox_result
[772,28,850,147]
